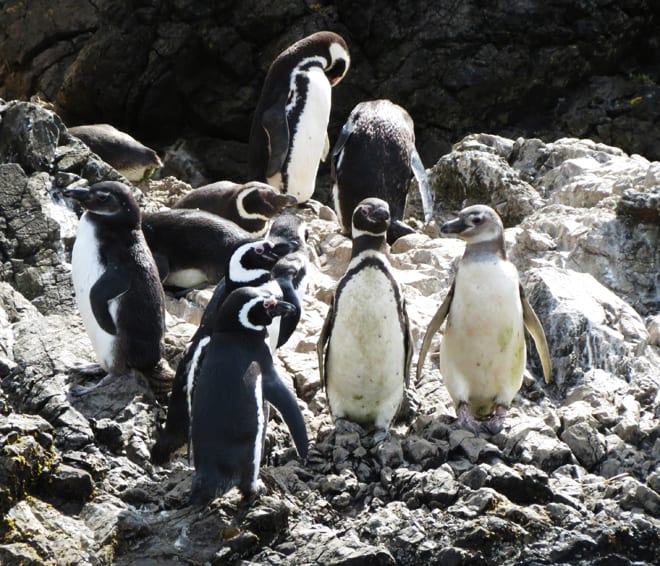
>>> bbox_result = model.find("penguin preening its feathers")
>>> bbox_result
[248,31,350,204]
[416,205,552,434]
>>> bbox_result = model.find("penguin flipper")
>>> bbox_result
[330,119,354,179]
[90,266,130,335]
[416,282,455,382]
[262,96,290,178]
[317,300,335,389]
[153,252,170,282]
[402,297,413,390]
[262,364,308,460]
[520,285,552,384]
[410,148,433,224]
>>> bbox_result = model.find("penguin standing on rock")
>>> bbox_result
[318,198,412,432]
[172,181,297,237]
[331,99,434,244]
[190,286,308,504]
[63,181,172,395]
[416,205,552,434]
[248,31,350,204]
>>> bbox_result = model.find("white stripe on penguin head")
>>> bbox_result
[238,295,271,331]
[229,241,270,284]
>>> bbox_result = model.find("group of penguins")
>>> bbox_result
[63,31,553,504]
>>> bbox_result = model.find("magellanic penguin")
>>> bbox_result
[63,181,172,394]
[172,181,297,237]
[331,99,433,244]
[190,285,308,504]
[318,198,412,432]
[142,208,251,290]
[68,124,162,182]
[150,238,298,464]
[416,205,552,434]
[247,31,350,204]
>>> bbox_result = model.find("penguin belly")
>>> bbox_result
[71,214,118,372]
[326,265,406,429]
[440,261,526,416]
[278,67,331,203]
[163,268,208,289]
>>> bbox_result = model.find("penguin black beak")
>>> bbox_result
[441,217,467,235]
[266,300,298,318]
[62,188,92,203]
[266,241,299,260]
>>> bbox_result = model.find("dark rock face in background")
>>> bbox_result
[1,0,658,186]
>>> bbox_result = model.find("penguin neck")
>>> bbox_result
[463,235,507,262]
[351,234,387,258]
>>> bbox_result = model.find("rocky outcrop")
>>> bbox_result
[1,1,658,186]
[0,103,658,564]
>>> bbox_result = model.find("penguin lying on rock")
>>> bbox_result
[172,181,297,237]
[318,198,412,434]
[63,181,173,395]
[190,285,308,504]
[416,205,552,434]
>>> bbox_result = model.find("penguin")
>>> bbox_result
[331,99,433,244]
[247,31,350,204]
[63,181,172,394]
[150,238,298,464]
[190,285,308,504]
[141,208,251,290]
[68,124,162,182]
[416,205,552,434]
[172,181,297,237]
[317,198,412,431]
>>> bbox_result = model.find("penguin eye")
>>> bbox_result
[97,192,109,202]
[472,215,483,225]
[255,246,265,255]
[360,206,369,216]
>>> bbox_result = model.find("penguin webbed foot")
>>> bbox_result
[70,372,120,397]
[372,429,391,445]
[333,417,366,436]
[68,361,106,377]
[456,402,482,434]
[480,405,507,435]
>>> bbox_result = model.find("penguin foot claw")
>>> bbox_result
[480,406,507,435]
[70,372,119,396]
[456,402,482,434]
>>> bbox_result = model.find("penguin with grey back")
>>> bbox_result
[248,31,350,204]
[63,181,172,394]
[172,181,297,237]
[142,208,251,290]
[190,285,308,504]
[318,198,412,432]
[416,205,552,434]
[150,238,299,464]
[331,99,433,244]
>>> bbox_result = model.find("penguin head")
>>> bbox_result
[238,183,297,219]
[351,198,391,239]
[322,33,350,86]
[269,212,309,251]
[228,239,299,285]
[219,287,297,332]
[63,181,140,227]
[441,205,504,244]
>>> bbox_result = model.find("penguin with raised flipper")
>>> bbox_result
[416,205,552,434]
[248,31,350,204]
[331,99,433,244]
[318,198,412,432]
[190,285,308,504]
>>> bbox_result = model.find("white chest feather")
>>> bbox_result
[441,259,526,408]
[164,268,208,288]
[326,264,406,428]
[71,214,118,372]
[284,67,331,202]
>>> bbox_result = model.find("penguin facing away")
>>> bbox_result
[150,238,299,464]
[190,286,308,504]
[318,198,413,431]
[416,205,552,434]
[63,181,171,394]
[248,31,350,204]
[172,181,297,237]
[68,124,162,182]
[331,99,434,244]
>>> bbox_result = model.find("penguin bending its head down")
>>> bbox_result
[190,286,308,504]
[331,99,433,244]
[150,238,299,464]
[248,31,350,204]
[318,198,412,432]
[68,124,162,182]
[172,181,297,237]
[63,181,172,394]
[416,205,552,434]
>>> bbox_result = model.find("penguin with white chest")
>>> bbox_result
[190,286,308,504]
[416,205,552,434]
[248,31,350,204]
[331,99,434,244]
[318,198,412,432]
[64,181,171,394]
